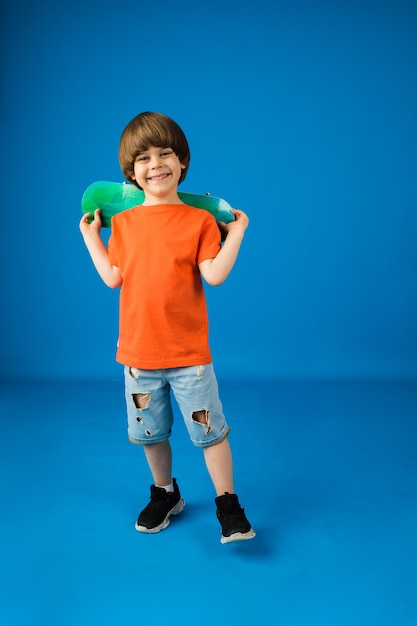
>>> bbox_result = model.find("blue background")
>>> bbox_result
[1,0,416,382]
[1,3,417,626]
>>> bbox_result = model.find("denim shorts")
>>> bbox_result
[124,363,230,448]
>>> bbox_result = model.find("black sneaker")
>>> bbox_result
[215,492,256,544]
[135,478,185,534]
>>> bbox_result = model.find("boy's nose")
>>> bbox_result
[150,155,162,168]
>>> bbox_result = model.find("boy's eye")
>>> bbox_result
[135,149,173,163]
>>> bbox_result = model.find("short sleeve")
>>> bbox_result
[197,213,221,264]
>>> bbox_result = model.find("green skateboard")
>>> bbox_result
[81,181,235,229]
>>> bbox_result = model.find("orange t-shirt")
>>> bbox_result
[107,203,221,369]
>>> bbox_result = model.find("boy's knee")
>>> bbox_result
[191,409,212,435]
[132,392,151,409]
[191,409,210,424]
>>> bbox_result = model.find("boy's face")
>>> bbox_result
[132,146,186,202]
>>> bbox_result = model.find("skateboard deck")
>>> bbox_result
[81,181,235,229]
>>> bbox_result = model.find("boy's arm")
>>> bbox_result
[199,209,249,286]
[79,210,123,289]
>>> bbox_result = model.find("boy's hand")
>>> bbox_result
[218,209,249,239]
[79,209,103,238]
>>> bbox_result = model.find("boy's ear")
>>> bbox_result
[180,164,186,169]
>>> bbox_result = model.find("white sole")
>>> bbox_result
[135,498,185,534]
[221,527,256,544]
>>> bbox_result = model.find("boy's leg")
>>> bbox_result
[136,439,185,534]
[143,439,173,487]
[202,436,233,496]
[123,367,185,533]
[169,365,255,543]
[203,436,255,543]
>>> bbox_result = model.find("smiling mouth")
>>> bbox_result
[148,173,170,182]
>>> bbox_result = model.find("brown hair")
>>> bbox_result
[118,111,190,189]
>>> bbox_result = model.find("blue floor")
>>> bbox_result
[1,378,416,626]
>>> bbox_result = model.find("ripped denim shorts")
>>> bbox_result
[124,363,230,448]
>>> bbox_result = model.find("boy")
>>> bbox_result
[79,111,255,543]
